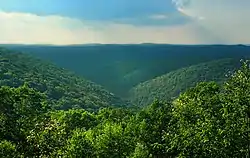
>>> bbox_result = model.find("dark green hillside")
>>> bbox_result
[4,44,250,97]
[1,61,250,157]
[129,58,242,107]
[0,48,128,111]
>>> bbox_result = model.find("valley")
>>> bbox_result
[1,44,250,157]
[4,44,250,98]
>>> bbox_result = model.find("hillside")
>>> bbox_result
[1,60,250,157]
[0,47,128,111]
[3,44,250,97]
[129,58,242,107]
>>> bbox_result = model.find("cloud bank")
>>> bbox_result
[172,0,250,44]
[0,10,203,45]
[1,0,250,45]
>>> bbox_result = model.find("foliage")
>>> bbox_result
[1,46,250,157]
[130,58,241,107]
[0,140,16,158]
[0,47,129,111]
[5,44,250,97]
[170,61,250,157]
[0,84,48,142]
[64,128,94,157]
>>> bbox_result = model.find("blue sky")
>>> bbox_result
[0,0,176,19]
[0,0,187,26]
[0,0,249,45]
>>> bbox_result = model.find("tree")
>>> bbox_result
[87,121,134,158]
[0,84,49,156]
[171,61,250,157]
[0,84,49,142]
[64,128,94,157]
[0,140,17,158]
[135,100,177,157]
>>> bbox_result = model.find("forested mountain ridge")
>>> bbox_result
[0,47,129,111]
[130,58,242,107]
[4,44,250,97]
[1,45,249,108]
[1,60,250,157]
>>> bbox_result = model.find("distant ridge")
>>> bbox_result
[2,44,250,98]
[1,43,250,47]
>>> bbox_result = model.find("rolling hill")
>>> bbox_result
[1,45,250,157]
[129,58,242,107]
[3,44,250,97]
[0,47,128,111]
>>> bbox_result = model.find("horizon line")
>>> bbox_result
[0,43,249,47]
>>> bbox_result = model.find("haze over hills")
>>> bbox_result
[2,0,250,156]
[1,45,250,157]
[1,44,249,107]
[3,44,250,97]
[0,47,128,111]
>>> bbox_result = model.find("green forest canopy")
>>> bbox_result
[1,54,250,157]
[1,46,250,157]
[129,58,241,107]
[2,46,247,109]
[4,44,250,97]
[0,47,129,111]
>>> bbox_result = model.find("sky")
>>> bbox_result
[0,0,249,45]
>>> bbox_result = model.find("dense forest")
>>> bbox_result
[0,47,128,111]
[1,46,250,157]
[130,58,241,107]
[3,44,250,97]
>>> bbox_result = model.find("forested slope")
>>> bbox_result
[4,44,250,97]
[0,47,128,111]
[1,60,250,158]
[130,58,242,107]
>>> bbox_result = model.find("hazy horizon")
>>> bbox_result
[0,43,249,47]
[0,0,249,45]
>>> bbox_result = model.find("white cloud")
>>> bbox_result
[148,14,168,20]
[0,10,212,45]
[172,0,250,44]
[0,11,101,45]
[1,3,250,45]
